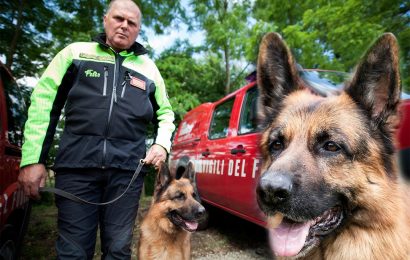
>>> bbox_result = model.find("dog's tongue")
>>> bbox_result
[268,219,311,257]
[184,221,198,231]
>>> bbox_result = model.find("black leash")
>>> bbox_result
[39,160,145,206]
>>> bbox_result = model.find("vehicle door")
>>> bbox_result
[195,97,235,208]
[225,85,265,224]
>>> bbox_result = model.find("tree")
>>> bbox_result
[0,0,186,78]
[0,0,55,78]
[190,0,255,94]
[253,0,410,92]
[155,40,226,124]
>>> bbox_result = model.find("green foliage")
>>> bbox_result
[190,0,256,94]
[253,0,410,92]
[0,0,55,78]
[156,40,226,124]
[1,0,186,79]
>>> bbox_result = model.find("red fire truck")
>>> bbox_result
[0,63,31,259]
[169,70,410,228]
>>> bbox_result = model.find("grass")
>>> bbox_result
[20,189,153,260]
[20,196,58,259]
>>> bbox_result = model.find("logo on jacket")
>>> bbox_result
[85,69,101,78]
[130,76,146,90]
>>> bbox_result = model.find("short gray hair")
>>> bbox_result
[106,0,142,21]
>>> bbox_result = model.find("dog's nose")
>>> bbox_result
[256,171,292,206]
[195,205,206,219]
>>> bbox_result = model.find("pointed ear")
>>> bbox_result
[182,162,202,202]
[257,32,302,127]
[181,161,196,180]
[345,33,401,130]
[153,162,173,200]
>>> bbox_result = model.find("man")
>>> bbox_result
[18,0,175,259]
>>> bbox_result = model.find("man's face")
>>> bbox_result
[103,1,141,51]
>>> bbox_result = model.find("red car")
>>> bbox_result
[0,63,31,259]
[169,70,410,228]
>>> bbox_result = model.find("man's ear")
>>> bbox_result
[344,33,401,131]
[257,32,303,128]
[153,162,172,201]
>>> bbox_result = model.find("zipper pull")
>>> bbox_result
[121,81,126,98]
[103,66,108,96]
[113,84,117,103]
[121,72,132,98]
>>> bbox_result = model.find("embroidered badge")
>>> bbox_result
[130,76,146,90]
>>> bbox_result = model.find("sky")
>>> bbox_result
[143,25,205,55]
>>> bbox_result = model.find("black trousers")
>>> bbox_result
[54,168,145,260]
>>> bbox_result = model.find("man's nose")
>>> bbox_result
[120,20,128,30]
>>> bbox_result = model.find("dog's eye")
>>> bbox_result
[323,141,341,152]
[173,193,186,201]
[270,140,284,151]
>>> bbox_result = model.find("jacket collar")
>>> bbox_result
[93,33,148,56]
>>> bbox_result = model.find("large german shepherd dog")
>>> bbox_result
[138,162,205,260]
[256,32,410,259]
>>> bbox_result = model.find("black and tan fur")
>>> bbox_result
[256,32,410,259]
[138,162,205,260]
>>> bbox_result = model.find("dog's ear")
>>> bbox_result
[153,162,173,200]
[257,32,302,128]
[181,162,194,180]
[181,162,202,202]
[345,33,401,130]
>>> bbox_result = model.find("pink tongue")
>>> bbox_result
[268,220,311,257]
[185,221,198,231]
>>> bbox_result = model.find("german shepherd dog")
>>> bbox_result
[256,32,410,259]
[138,162,205,260]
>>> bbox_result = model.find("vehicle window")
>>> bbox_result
[239,87,258,135]
[209,98,234,140]
[1,68,27,147]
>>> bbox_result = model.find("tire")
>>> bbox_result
[0,227,17,260]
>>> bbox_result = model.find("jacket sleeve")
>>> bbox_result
[151,67,175,153]
[20,45,74,167]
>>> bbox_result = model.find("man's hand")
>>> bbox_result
[143,144,167,168]
[18,164,47,200]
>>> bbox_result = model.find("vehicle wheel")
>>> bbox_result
[0,238,16,260]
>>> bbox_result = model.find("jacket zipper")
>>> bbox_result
[103,66,108,96]
[102,52,121,168]
[121,71,131,98]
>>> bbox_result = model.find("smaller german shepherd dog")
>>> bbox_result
[256,32,410,259]
[138,162,205,260]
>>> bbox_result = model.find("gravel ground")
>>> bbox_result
[136,200,273,260]
[22,195,273,259]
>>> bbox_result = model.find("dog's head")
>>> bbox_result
[256,33,401,258]
[154,162,206,232]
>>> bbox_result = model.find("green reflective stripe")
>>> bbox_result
[154,75,175,153]
[20,45,74,167]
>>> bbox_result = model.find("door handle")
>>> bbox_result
[231,148,246,154]
[202,149,210,156]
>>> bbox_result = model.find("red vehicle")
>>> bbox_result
[0,63,31,259]
[169,70,410,228]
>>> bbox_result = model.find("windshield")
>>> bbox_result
[300,70,348,96]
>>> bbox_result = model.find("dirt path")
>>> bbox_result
[21,196,273,259]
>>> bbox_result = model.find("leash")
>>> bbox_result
[39,160,145,206]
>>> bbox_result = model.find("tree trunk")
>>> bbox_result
[6,0,25,70]
[224,44,231,94]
